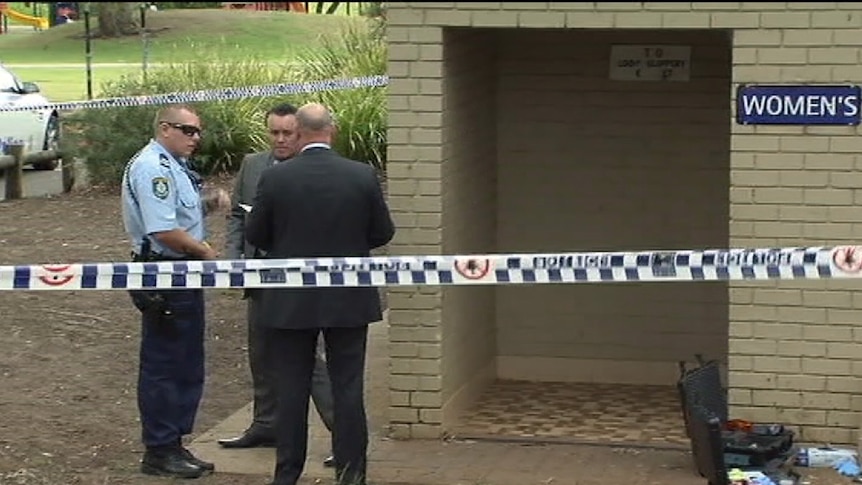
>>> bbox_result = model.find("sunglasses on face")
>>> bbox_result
[160,121,202,137]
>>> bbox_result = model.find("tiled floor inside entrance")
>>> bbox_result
[455,380,690,449]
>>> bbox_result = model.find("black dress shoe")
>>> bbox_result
[141,449,204,479]
[323,455,335,468]
[181,447,215,472]
[217,428,276,448]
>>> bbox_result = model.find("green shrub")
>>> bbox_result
[65,17,387,187]
[286,17,387,171]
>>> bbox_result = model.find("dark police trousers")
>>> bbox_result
[137,289,206,450]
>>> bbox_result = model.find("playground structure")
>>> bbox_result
[0,2,50,32]
[221,2,308,12]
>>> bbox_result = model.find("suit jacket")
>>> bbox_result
[226,151,278,261]
[245,146,395,329]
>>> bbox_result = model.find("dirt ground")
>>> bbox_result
[0,178,262,485]
[0,180,850,485]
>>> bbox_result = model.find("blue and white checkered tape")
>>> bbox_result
[0,75,389,113]
[4,246,862,291]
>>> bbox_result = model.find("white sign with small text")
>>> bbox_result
[609,45,691,82]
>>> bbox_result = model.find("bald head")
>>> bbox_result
[296,102,334,132]
[295,102,336,147]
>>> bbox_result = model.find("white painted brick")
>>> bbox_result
[548,2,597,9]
[833,65,862,81]
[780,66,832,83]
[734,29,781,46]
[565,11,614,27]
[518,11,565,28]
[808,47,860,64]
[693,2,742,9]
[757,47,809,64]
[811,10,862,28]
[782,29,833,46]
[389,44,420,62]
[734,48,757,64]
[425,9,472,26]
[760,12,812,29]
[740,2,788,9]
[661,12,710,27]
[471,10,518,27]
[734,65,782,82]
[614,12,663,27]
[833,30,862,46]
[644,2,694,10]
[711,12,759,28]
[387,7,425,26]
[407,2,455,8]
[490,2,549,10]
[456,2,502,9]
[594,2,643,10]
[409,26,444,44]
[787,2,837,9]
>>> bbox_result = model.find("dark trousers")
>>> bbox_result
[267,326,369,485]
[137,289,206,449]
[248,295,335,434]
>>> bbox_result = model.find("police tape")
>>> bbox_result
[4,245,862,291]
[0,75,389,113]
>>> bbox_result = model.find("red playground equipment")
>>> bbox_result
[221,2,307,12]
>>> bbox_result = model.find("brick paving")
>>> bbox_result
[188,317,842,485]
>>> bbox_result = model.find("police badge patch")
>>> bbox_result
[152,177,169,199]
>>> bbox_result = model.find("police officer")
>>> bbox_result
[121,103,229,479]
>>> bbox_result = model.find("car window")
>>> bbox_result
[0,68,20,93]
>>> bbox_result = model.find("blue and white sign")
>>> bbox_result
[737,85,861,125]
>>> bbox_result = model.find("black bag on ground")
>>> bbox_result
[677,356,796,474]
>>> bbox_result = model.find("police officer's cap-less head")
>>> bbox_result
[154,106,202,160]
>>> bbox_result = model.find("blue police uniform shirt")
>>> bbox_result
[121,139,205,258]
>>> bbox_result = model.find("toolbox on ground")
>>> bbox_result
[676,356,798,483]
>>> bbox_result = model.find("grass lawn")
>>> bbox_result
[0,7,367,102]
[0,8,364,65]
[3,2,363,18]
[11,65,144,102]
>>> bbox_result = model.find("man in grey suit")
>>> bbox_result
[246,102,395,485]
[220,102,335,468]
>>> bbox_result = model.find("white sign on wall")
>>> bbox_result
[609,45,691,82]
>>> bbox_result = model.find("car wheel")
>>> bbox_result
[33,114,60,171]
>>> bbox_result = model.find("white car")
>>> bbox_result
[0,63,60,170]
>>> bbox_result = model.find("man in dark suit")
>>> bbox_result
[220,102,335,467]
[246,102,395,485]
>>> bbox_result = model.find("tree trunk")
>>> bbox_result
[95,2,139,38]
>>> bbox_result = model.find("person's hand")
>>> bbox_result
[200,241,219,260]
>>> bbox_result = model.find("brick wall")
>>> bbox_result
[493,27,731,385]
[439,28,499,429]
[387,2,862,443]
[726,5,862,445]
[386,15,445,438]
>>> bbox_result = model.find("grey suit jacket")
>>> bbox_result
[226,151,277,261]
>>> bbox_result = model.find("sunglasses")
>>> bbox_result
[160,121,202,137]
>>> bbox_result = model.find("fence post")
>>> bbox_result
[61,154,76,193]
[5,144,24,200]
